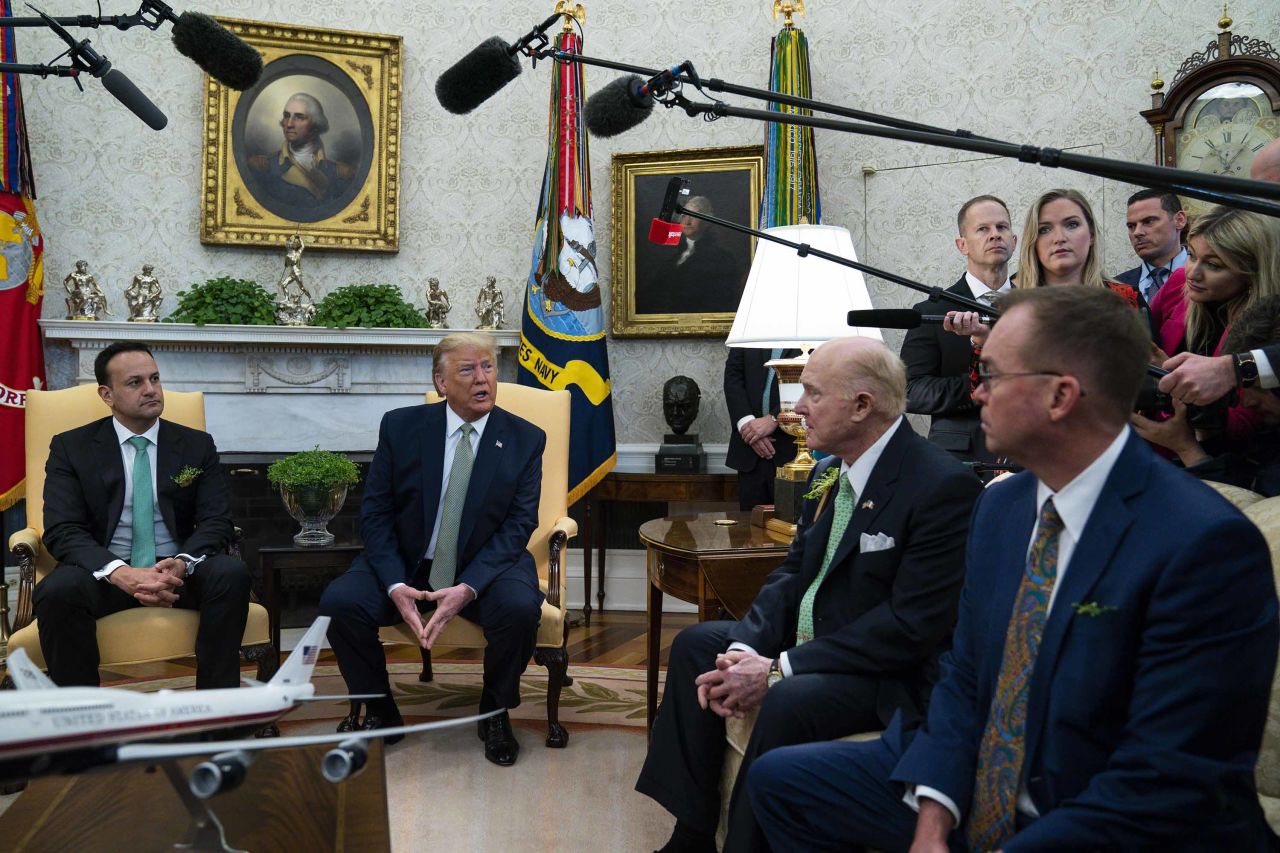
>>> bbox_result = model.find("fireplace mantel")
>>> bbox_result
[41,320,521,453]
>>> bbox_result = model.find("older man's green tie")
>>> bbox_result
[795,474,854,644]
[429,423,475,591]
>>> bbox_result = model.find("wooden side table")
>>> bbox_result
[638,511,790,730]
[581,472,738,624]
[259,543,363,656]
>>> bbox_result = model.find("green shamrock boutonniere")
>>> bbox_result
[1071,601,1118,618]
[803,468,840,501]
[172,466,202,488]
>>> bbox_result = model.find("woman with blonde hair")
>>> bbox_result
[1133,205,1280,452]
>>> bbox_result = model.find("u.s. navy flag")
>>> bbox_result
[0,0,44,512]
[517,27,615,503]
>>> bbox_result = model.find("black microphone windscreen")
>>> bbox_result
[585,74,652,138]
[435,36,522,115]
[171,12,263,91]
[101,68,168,130]
[846,309,923,329]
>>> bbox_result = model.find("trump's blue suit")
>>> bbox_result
[749,431,1278,851]
[320,401,545,711]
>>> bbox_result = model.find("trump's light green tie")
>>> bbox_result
[127,435,156,568]
[796,474,855,644]
[429,423,475,591]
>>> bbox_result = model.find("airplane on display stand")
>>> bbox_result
[0,616,497,850]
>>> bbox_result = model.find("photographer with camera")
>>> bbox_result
[1131,207,1280,476]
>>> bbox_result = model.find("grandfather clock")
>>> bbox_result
[1140,8,1280,217]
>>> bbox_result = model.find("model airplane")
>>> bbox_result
[0,616,498,798]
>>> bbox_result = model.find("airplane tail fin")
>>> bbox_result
[6,647,57,690]
[269,616,330,687]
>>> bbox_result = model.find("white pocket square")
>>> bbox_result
[859,532,896,553]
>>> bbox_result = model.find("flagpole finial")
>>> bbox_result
[554,1,586,31]
[772,0,805,28]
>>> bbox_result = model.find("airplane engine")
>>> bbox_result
[321,739,368,783]
[189,750,253,799]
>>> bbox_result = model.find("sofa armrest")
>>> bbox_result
[544,516,577,609]
[7,527,41,632]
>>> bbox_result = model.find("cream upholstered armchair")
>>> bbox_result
[379,383,578,747]
[4,384,273,684]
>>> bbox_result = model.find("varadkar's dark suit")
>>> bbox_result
[34,417,249,688]
[900,275,995,465]
[319,402,545,712]
[636,421,981,851]
[750,431,1278,851]
[723,347,797,510]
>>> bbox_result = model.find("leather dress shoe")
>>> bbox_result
[336,703,362,733]
[359,705,404,745]
[478,711,519,766]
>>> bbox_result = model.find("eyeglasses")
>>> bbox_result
[975,364,1072,391]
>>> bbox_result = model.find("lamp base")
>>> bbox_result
[772,471,811,531]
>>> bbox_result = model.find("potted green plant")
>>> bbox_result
[167,277,276,326]
[267,448,361,547]
[312,283,431,329]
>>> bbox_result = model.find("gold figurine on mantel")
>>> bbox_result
[64,260,110,321]
[425,276,451,327]
[125,264,163,322]
[475,276,505,330]
[773,0,805,27]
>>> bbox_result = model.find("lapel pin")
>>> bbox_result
[860,500,874,510]
[495,440,503,448]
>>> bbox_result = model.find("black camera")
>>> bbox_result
[1134,371,1234,431]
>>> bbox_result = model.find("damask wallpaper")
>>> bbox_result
[23,0,1279,446]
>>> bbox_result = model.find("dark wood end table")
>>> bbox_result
[259,543,363,657]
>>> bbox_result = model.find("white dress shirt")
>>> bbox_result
[729,416,906,675]
[908,427,1131,825]
[964,272,1013,305]
[386,405,488,596]
[95,418,183,579]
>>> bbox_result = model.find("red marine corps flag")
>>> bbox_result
[0,0,44,512]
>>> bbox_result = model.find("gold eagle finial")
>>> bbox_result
[772,0,806,28]
[554,1,585,31]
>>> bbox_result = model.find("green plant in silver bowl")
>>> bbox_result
[267,448,361,547]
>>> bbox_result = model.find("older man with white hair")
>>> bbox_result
[637,337,982,853]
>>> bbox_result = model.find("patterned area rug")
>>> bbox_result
[104,662,653,729]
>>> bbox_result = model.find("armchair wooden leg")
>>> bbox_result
[242,642,280,738]
[533,643,570,748]
[418,647,434,683]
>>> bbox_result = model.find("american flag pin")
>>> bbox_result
[495,440,503,448]
[861,500,874,510]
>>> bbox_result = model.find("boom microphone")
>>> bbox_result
[101,66,168,130]
[648,177,690,245]
[585,74,652,137]
[169,11,263,91]
[846,309,994,330]
[435,12,564,115]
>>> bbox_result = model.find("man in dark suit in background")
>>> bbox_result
[319,332,545,766]
[749,286,1277,851]
[1114,189,1186,303]
[723,347,797,509]
[34,341,249,688]
[901,195,1014,465]
[638,337,981,853]
[638,195,746,315]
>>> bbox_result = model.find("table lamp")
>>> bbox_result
[726,223,881,536]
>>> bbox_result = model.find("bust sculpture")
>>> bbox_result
[662,375,701,435]
[656,375,706,473]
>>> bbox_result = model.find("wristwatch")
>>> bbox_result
[1234,352,1260,388]
[767,658,784,688]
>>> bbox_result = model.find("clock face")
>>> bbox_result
[1175,82,1280,215]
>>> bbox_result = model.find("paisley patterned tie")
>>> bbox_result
[795,474,855,644]
[967,497,1064,851]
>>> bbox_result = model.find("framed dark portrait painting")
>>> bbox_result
[610,146,764,338]
[200,19,402,252]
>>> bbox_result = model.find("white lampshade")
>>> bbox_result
[726,224,882,349]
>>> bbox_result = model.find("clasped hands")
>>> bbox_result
[109,557,189,606]
[740,415,779,460]
[390,583,475,649]
[695,650,772,719]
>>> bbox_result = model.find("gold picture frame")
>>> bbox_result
[200,18,402,252]
[610,145,764,338]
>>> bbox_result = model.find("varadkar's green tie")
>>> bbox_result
[429,423,475,591]
[796,474,855,644]
[127,435,156,568]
